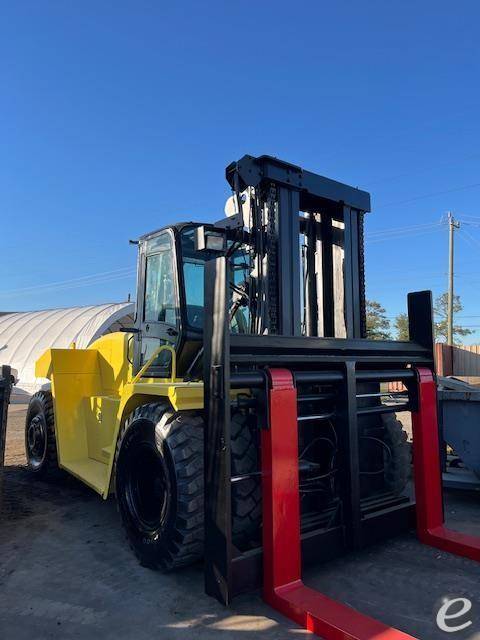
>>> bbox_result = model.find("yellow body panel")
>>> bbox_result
[36,332,203,497]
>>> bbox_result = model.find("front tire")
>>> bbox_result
[115,404,204,570]
[231,410,261,550]
[115,403,262,569]
[25,391,59,477]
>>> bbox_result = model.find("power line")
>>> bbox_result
[0,274,136,299]
[368,152,480,187]
[0,267,135,294]
[454,325,480,328]
[458,231,476,250]
[456,212,480,221]
[0,268,136,298]
[366,221,444,238]
[368,273,447,285]
[376,181,480,208]
[459,228,480,251]
[366,225,445,244]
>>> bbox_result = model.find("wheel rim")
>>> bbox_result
[27,415,47,469]
[124,442,170,533]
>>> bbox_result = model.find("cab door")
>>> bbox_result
[134,230,179,377]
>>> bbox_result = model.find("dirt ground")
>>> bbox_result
[2,405,480,640]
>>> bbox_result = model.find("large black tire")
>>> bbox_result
[383,413,411,495]
[231,410,261,550]
[115,403,261,570]
[25,391,59,477]
[115,403,204,570]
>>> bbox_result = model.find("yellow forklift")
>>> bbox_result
[26,155,476,639]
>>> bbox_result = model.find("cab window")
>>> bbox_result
[181,227,251,332]
[144,233,177,326]
[183,259,204,329]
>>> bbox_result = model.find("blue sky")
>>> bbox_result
[2,2,480,340]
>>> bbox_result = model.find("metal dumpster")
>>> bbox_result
[439,376,480,489]
[0,365,12,504]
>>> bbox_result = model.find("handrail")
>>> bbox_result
[131,344,176,384]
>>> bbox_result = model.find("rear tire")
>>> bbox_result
[25,391,59,477]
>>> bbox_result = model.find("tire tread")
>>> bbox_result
[115,403,204,570]
[25,390,60,477]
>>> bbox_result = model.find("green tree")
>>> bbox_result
[394,312,409,341]
[366,300,391,340]
[434,292,473,344]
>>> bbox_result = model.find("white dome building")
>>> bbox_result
[0,302,134,400]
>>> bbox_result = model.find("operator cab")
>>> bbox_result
[133,222,251,378]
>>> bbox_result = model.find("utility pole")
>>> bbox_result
[447,212,460,345]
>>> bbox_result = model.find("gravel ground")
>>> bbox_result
[2,405,480,639]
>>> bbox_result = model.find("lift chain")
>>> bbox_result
[358,212,367,338]
[265,183,278,334]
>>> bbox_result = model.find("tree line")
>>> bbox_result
[366,292,474,344]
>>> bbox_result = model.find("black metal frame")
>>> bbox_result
[204,155,435,605]
[204,251,434,603]
[225,155,370,340]
[225,155,371,211]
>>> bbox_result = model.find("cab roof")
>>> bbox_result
[138,221,203,242]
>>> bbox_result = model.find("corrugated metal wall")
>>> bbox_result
[436,344,480,377]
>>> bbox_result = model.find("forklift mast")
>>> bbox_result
[224,155,370,339]
[202,154,438,608]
